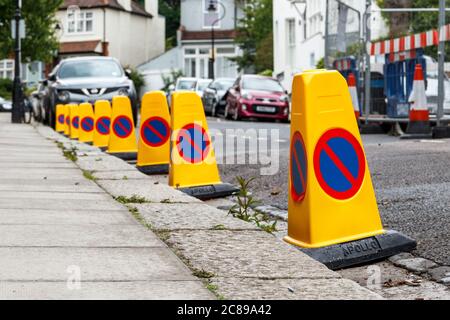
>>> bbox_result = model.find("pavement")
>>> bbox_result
[0,113,382,300]
[0,114,212,300]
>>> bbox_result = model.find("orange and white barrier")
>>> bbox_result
[347,72,360,121]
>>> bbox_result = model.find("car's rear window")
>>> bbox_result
[177,80,197,90]
[58,60,123,79]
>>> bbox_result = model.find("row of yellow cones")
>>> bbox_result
[55,91,239,200]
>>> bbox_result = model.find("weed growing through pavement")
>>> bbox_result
[114,194,149,204]
[127,206,152,230]
[56,141,78,162]
[228,176,277,233]
[82,170,97,181]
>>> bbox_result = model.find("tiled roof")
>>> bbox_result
[181,30,237,41]
[59,40,102,54]
[60,0,153,18]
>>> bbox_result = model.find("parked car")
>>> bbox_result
[225,75,290,121]
[202,78,235,116]
[42,56,138,128]
[175,77,198,91]
[0,96,12,112]
[195,79,212,98]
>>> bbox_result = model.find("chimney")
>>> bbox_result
[117,0,132,11]
[144,0,158,15]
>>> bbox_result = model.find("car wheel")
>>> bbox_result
[224,103,232,119]
[211,102,217,117]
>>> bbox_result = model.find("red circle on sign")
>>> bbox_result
[290,131,307,202]
[140,116,170,147]
[313,128,366,200]
[176,123,211,164]
[112,115,133,138]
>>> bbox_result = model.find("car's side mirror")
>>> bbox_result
[42,79,49,86]
[125,69,132,78]
[168,84,175,92]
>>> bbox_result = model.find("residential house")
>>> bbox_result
[273,0,388,92]
[138,0,244,93]
[0,0,165,87]
[56,0,165,68]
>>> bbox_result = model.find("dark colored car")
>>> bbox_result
[42,56,138,127]
[202,78,235,116]
[225,75,289,121]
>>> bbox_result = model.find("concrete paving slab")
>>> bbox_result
[0,179,99,193]
[93,170,149,180]
[0,198,125,211]
[135,203,259,231]
[0,168,84,180]
[211,277,381,300]
[0,162,77,169]
[97,179,201,204]
[0,191,109,200]
[0,209,137,225]
[167,230,338,279]
[0,247,196,281]
[0,224,163,247]
[0,155,68,162]
[0,280,214,300]
[76,156,137,172]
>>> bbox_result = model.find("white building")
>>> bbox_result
[0,0,165,87]
[138,0,244,93]
[273,0,388,92]
[56,0,165,68]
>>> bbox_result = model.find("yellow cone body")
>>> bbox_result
[93,100,112,148]
[169,92,221,188]
[64,105,71,136]
[284,70,384,249]
[69,104,79,140]
[55,104,66,133]
[107,96,137,154]
[137,91,171,167]
[78,103,95,143]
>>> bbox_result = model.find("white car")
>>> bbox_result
[0,96,12,112]
[195,79,213,98]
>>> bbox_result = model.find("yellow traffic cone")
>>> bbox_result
[69,104,79,140]
[285,69,416,269]
[169,91,239,199]
[107,96,138,160]
[93,100,112,151]
[137,91,171,174]
[78,103,95,144]
[55,104,66,133]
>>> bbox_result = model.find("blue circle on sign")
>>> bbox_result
[314,128,365,200]
[112,115,133,138]
[140,117,170,147]
[81,117,94,132]
[58,114,65,124]
[176,124,211,163]
[96,116,110,135]
[72,116,79,129]
[290,131,307,202]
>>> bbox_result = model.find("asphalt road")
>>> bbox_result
[209,117,450,267]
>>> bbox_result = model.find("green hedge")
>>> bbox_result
[0,78,13,100]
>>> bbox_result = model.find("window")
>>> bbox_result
[184,58,196,77]
[0,60,14,80]
[286,19,296,67]
[203,0,221,29]
[67,11,94,34]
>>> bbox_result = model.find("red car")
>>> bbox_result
[224,75,290,121]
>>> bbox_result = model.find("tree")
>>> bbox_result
[231,0,273,73]
[158,0,181,50]
[0,0,63,63]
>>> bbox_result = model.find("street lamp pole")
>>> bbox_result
[208,1,226,80]
[11,0,23,123]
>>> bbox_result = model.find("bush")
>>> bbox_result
[0,78,13,100]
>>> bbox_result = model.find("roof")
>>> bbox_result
[60,0,153,18]
[59,40,101,54]
[181,30,237,41]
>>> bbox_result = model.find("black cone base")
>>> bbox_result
[178,183,240,200]
[299,230,417,270]
[100,146,108,151]
[108,152,137,161]
[137,164,169,175]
